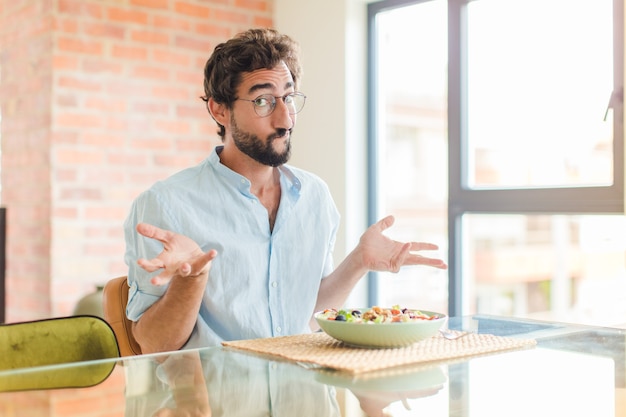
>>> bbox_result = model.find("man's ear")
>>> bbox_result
[208,98,229,126]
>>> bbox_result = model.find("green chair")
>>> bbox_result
[0,315,120,391]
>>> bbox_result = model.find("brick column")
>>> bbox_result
[0,0,273,322]
[0,0,54,319]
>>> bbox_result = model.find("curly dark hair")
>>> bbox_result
[201,28,302,138]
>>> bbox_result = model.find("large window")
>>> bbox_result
[367,0,449,315]
[369,0,626,326]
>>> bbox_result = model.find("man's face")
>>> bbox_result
[228,62,296,167]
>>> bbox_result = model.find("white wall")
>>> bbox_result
[274,0,371,305]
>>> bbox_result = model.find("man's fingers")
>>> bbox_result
[150,273,173,286]
[183,250,218,277]
[147,250,218,282]
[408,254,448,269]
[136,223,219,282]
[390,242,412,272]
[202,249,218,263]
[408,241,439,251]
[137,257,166,273]
[136,223,173,244]
[406,242,447,269]
[374,215,395,233]
[136,222,156,238]
[179,263,192,277]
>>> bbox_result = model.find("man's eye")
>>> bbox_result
[254,97,271,107]
[284,95,295,104]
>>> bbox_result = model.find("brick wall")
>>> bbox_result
[0,0,55,320]
[0,0,273,321]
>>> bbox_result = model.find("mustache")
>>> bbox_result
[269,128,290,141]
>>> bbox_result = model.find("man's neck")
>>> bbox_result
[218,145,278,192]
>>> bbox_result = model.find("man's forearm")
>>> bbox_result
[312,248,368,322]
[132,274,208,353]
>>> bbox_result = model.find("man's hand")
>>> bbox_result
[136,223,218,286]
[357,215,447,273]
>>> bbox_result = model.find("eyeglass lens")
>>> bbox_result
[254,93,306,117]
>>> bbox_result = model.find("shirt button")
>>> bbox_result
[276,326,282,333]
[272,281,278,288]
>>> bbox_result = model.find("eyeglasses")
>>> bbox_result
[237,92,307,117]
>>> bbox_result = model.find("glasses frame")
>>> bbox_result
[236,92,307,117]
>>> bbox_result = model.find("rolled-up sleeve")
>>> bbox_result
[123,189,172,321]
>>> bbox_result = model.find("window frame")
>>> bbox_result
[367,0,625,315]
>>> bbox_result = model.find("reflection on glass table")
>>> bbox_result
[124,349,446,417]
[0,315,624,417]
[126,349,340,417]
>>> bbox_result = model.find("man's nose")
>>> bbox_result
[271,98,295,129]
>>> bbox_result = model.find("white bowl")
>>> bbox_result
[314,308,447,348]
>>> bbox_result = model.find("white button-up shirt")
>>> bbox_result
[124,146,340,348]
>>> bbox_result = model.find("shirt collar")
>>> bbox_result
[208,146,302,196]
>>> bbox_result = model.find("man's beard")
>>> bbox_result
[230,115,292,167]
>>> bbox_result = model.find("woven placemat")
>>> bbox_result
[223,331,536,374]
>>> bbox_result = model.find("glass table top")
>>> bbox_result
[1,315,624,417]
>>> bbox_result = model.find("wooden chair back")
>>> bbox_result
[102,276,142,357]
